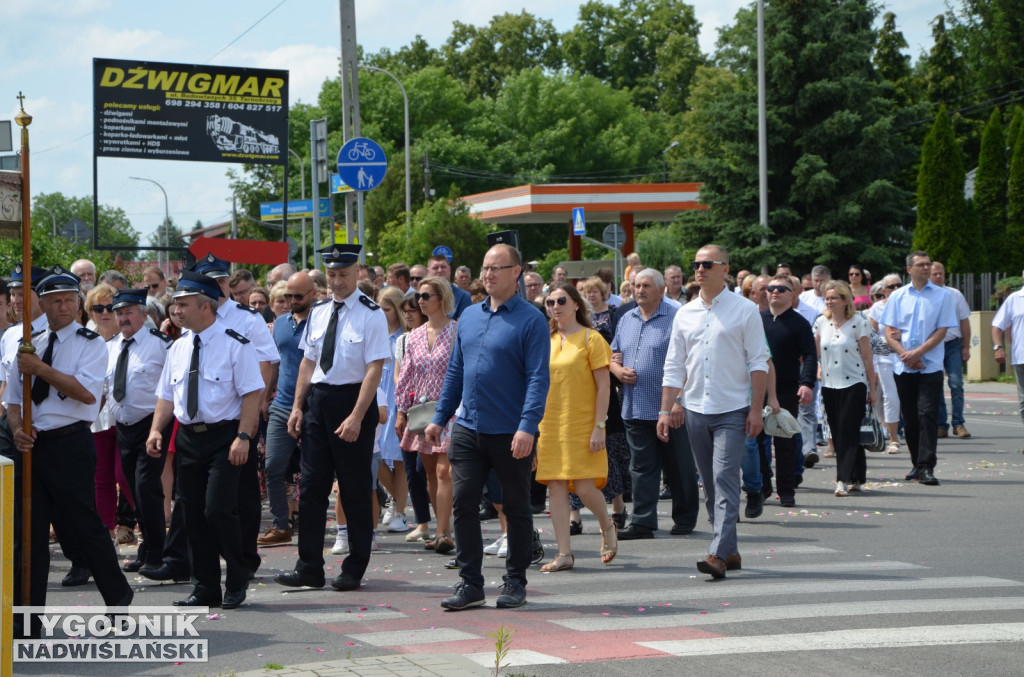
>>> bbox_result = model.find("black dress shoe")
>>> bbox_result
[617,524,654,540]
[173,592,221,608]
[122,560,144,573]
[744,491,764,519]
[918,468,940,485]
[659,485,672,500]
[330,572,361,591]
[905,468,920,481]
[139,564,190,583]
[569,520,583,535]
[670,524,694,535]
[479,504,499,521]
[274,570,325,588]
[795,474,803,488]
[62,566,91,587]
[222,588,247,609]
[804,452,819,468]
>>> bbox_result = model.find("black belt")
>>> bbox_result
[178,420,237,434]
[35,421,90,441]
[312,382,361,393]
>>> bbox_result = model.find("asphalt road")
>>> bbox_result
[14,384,1024,676]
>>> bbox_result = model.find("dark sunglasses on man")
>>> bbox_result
[690,260,725,271]
[765,285,791,293]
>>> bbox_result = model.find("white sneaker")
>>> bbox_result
[381,503,395,526]
[405,524,430,542]
[372,532,380,550]
[484,533,507,556]
[331,531,349,554]
[387,513,411,533]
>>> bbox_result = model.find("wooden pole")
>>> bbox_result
[15,92,34,605]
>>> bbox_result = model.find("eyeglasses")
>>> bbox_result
[690,260,726,271]
[415,292,437,302]
[284,291,310,300]
[91,304,114,314]
[873,293,886,299]
[148,282,161,290]
[886,283,901,290]
[402,307,419,314]
[481,265,515,274]
[410,276,423,282]
[545,296,569,307]
[765,285,792,293]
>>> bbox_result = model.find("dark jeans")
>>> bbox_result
[821,383,868,484]
[937,338,965,428]
[623,419,699,532]
[894,371,943,470]
[177,422,248,595]
[265,406,299,530]
[449,423,534,589]
[117,415,170,565]
[296,384,377,581]
[401,448,432,525]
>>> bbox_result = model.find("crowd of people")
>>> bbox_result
[1,240,1017,628]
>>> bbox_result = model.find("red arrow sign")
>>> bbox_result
[188,235,289,266]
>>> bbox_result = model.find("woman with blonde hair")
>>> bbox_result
[814,280,876,496]
[395,276,458,554]
[536,282,617,571]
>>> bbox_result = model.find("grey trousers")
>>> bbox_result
[684,407,748,559]
[1015,364,1024,426]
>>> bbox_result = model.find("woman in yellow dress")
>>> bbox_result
[537,283,618,571]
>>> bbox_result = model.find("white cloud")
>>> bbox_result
[220,44,340,105]
[60,25,192,63]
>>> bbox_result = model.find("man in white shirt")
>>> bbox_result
[992,270,1024,439]
[798,265,830,315]
[930,262,972,438]
[658,244,770,579]
[797,265,830,466]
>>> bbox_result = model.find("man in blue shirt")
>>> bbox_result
[609,269,699,540]
[426,244,550,611]
[880,251,957,486]
[258,272,314,545]
[427,254,472,319]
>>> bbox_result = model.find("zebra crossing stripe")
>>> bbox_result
[345,628,479,647]
[639,623,1024,656]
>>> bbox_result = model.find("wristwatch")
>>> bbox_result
[237,432,252,441]
[994,345,1003,351]
[595,420,607,429]
[675,396,683,405]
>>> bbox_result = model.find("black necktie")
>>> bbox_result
[112,337,134,402]
[31,331,58,405]
[187,334,200,419]
[319,301,342,373]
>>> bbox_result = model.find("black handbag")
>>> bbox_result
[859,406,885,452]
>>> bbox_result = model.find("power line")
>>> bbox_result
[206,0,289,63]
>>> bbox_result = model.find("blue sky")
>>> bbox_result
[1,1,940,247]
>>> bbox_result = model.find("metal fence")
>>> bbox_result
[948,272,1019,311]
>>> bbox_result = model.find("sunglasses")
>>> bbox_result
[284,291,310,300]
[410,276,423,282]
[765,285,792,293]
[545,296,569,307]
[91,304,114,314]
[690,260,725,271]
[415,292,437,302]
[873,293,886,299]
[148,282,161,290]
[886,283,901,290]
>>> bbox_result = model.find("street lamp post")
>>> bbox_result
[130,176,170,276]
[288,148,307,265]
[36,202,56,237]
[661,141,679,183]
[360,64,411,240]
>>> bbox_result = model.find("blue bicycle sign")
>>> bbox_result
[337,137,387,192]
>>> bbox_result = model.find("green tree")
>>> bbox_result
[946,0,1024,103]
[441,11,563,100]
[923,15,965,107]
[873,12,918,105]
[1007,107,1024,159]
[913,107,979,271]
[32,192,139,260]
[974,108,1007,270]
[1006,127,1024,269]
[678,0,914,273]
[562,0,705,114]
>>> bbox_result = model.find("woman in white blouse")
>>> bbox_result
[814,281,876,497]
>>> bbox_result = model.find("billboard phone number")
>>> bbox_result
[164,100,282,112]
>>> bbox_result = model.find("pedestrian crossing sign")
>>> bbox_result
[572,207,586,236]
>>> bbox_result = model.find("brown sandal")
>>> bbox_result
[601,523,618,564]
[540,553,574,572]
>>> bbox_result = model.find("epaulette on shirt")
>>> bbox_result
[149,327,173,343]
[77,327,100,340]
[359,295,380,311]
[225,328,250,344]
[314,298,332,307]
[31,328,45,338]
[236,303,260,314]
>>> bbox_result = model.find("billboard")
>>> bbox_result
[93,58,288,165]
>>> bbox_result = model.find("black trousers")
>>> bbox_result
[773,390,800,500]
[238,433,262,573]
[449,424,535,589]
[117,415,170,565]
[296,383,377,581]
[623,419,699,531]
[27,426,131,633]
[822,383,868,484]
[176,422,247,596]
[159,441,191,576]
[894,371,943,470]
